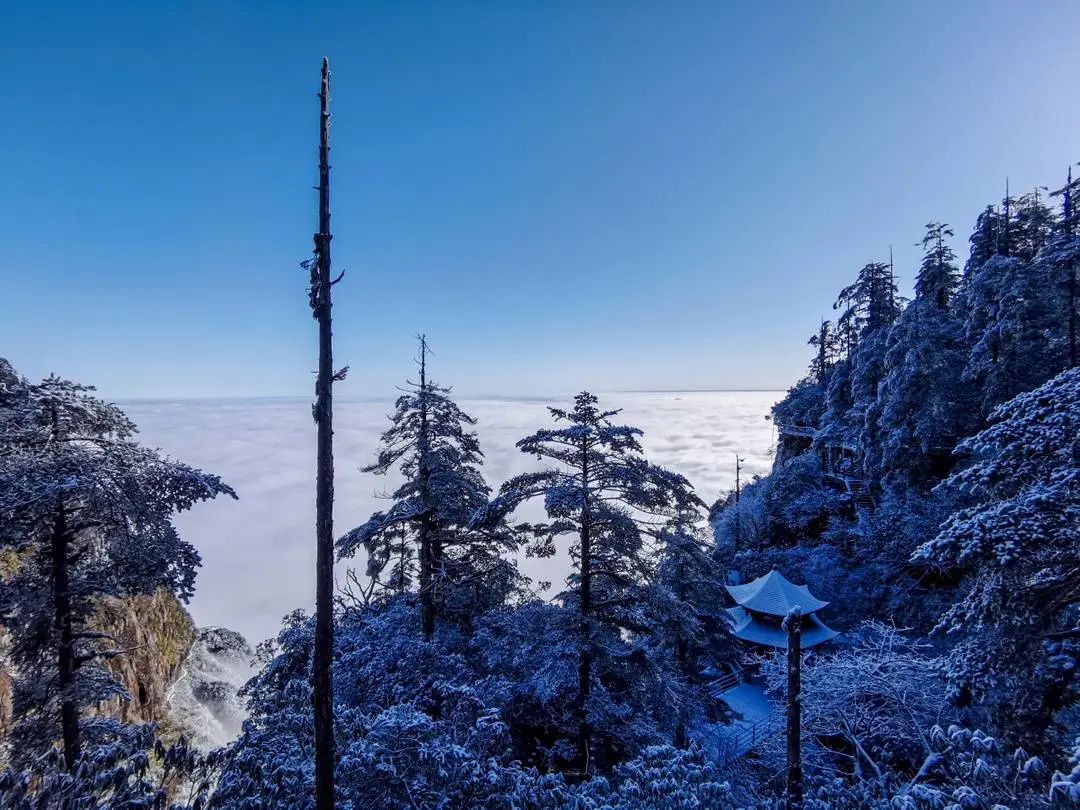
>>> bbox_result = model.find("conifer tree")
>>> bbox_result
[913,367,1080,752]
[0,364,234,770]
[1012,188,1056,263]
[962,206,1003,282]
[308,58,341,810]
[473,392,677,772]
[338,338,517,638]
[654,478,730,747]
[806,319,838,388]
[825,261,900,456]
[960,191,1063,419]
[1045,167,1080,370]
[871,223,966,493]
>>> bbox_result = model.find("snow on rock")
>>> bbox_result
[166,626,255,751]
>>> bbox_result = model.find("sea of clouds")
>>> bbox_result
[124,391,781,644]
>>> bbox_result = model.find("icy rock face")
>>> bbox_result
[166,626,255,751]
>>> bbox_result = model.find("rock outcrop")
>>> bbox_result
[91,589,198,727]
[166,627,255,751]
[0,658,11,741]
[0,587,252,757]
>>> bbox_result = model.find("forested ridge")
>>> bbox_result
[2,165,1080,807]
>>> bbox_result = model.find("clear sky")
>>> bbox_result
[2,2,1078,400]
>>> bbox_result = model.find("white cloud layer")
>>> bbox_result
[124,391,780,643]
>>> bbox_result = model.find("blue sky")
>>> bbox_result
[2,2,1078,399]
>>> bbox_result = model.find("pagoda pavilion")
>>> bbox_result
[725,570,838,650]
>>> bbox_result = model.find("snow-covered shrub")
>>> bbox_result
[0,724,221,809]
[759,621,951,781]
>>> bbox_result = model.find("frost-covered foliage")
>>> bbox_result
[653,480,736,745]
[217,391,737,806]
[0,361,234,773]
[962,252,1063,418]
[576,744,743,808]
[0,723,222,810]
[760,622,951,781]
[914,367,1080,749]
[475,392,727,771]
[750,723,1072,809]
[870,223,967,494]
[718,163,1080,803]
[828,260,903,454]
[961,192,1068,421]
[215,599,738,809]
[337,341,519,637]
[803,724,1063,810]
[715,454,843,555]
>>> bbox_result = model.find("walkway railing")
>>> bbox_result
[718,710,784,762]
[775,421,816,439]
[706,667,746,696]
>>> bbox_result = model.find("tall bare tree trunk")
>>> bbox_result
[1066,168,1077,369]
[311,56,337,810]
[673,555,688,749]
[1069,266,1077,370]
[785,608,803,810]
[51,500,80,771]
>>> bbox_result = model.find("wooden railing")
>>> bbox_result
[719,711,783,762]
[707,668,745,696]
[775,421,816,439]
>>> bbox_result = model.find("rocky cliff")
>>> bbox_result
[0,654,11,742]
[0,589,252,757]
[92,589,198,727]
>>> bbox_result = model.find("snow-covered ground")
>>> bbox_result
[125,390,780,644]
[703,681,782,760]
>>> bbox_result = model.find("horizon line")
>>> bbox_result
[114,387,788,404]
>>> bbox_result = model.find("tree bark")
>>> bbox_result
[673,557,688,748]
[576,439,592,773]
[673,635,688,748]
[417,337,436,642]
[311,56,337,810]
[1068,260,1077,370]
[51,501,80,771]
[785,609,803,810]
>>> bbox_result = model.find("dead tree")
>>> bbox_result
[309,56,343,810]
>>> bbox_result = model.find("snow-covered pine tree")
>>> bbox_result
[822,261,901,457]
[653,477,731,747]
[871,223,967,494]
[960,190,1063,420]
[807,319,838,388]
[0,363,234,771]
[770,321,838,465]
[337,338,518,639]
[1045,166,1080,370]
[473,392,677,772]
[913,367,1080,752]
[1012,188,1057,263]
[847,261,902,475]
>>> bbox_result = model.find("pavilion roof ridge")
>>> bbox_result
[725,569,829,617]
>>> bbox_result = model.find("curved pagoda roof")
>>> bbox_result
[726,606,839,650]
[725,570,828,617]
